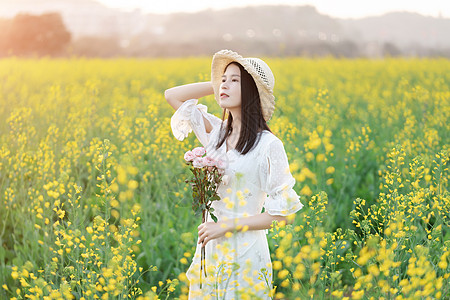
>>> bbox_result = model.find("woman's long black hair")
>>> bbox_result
[215,62,272,155]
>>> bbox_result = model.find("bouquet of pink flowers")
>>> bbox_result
[184,146,225,287]
[184,146,225,222]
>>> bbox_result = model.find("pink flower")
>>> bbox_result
[215,159,226,169]
[184,150,195,162]
[192,147,206,157]
[192,157,205,168]
[203,156,216,167]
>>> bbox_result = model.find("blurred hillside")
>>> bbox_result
[0,0,449,57]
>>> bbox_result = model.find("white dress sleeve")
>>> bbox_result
[170,99,223,147]
[261,138,304,216]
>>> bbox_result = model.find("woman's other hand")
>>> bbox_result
[197,220,229,248]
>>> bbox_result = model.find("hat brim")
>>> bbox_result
[211,50,275,122]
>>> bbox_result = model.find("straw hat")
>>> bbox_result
[211,49,275,121]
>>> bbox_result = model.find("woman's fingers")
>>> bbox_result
[198,236,207,246]
[198,221,222,247]
[198,227,205,244]
[198,227,210,246]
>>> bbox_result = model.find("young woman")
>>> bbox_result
[165,49,303,299]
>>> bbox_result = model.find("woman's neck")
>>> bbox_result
[228,109,241,134]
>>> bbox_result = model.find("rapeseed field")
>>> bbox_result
[0,57,448,299]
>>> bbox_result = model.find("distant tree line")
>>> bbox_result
[0,13,71,56]
[0,12,449,58]
[66,36,450,58]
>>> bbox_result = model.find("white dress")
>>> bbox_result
[171,99,304,300]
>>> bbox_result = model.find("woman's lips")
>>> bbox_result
[220,93,229,99]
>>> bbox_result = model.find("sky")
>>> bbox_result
[95,0,450,18]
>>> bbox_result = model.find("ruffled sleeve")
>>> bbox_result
[260,138,304,216]
[170,99,223,147]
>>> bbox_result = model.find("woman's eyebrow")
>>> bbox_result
[222,74,241,77]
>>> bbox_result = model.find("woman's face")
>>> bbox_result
[219,63,241,110]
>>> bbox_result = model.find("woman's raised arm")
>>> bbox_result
[164,81,214,111]
[165,82,216,134]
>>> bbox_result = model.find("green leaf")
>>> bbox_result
[210,213,218,223]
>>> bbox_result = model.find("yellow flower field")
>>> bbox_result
[0,57,448,299]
